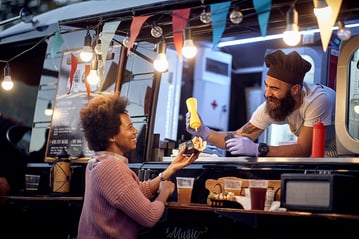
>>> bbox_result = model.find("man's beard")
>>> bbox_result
[265,92,296,121]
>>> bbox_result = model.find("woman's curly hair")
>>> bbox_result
[80,94,128,151]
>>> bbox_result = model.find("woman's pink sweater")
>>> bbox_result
[78,153,165,239]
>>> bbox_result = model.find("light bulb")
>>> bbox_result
[230,9,243,24]
[44,108,53,116]
[337,21,351,41]
[87,57,99,85]
[122,36,130,48]
[354,105,359,114]
[283,7,301,46]
[313,0,332,20]
[337,28,351,41]
[182,39,197,59]
[80,31,93,62]
[182,29,197,59]
[200,9,211,24]
[94,39,103,55]
[314,6,332,19]
[2,75,13,91]
[153,53,168,72]
[283,29,301,46]
[44,101,53,116]
[87,69,99,85]
[80,47,93,62]
[151,25,163,38]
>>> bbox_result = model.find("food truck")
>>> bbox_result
[1,0,359,238]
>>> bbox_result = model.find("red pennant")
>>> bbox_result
[127,15,152,56]
[84,64,91,102]
[68,53,78,95]
[172,8,191,60]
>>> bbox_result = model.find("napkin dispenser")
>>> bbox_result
[280,173,359,214]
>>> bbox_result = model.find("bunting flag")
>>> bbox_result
[172,8,191,60]
[253,0,272,37]
[316,0,342,52]
[50,30,64,59]
[128,16,152,56]
[67,53,78,95]
[84,64,91,102]
[101,20,121,66]
[210,1,231,49]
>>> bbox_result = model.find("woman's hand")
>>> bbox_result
[158,180,175,195]
[155,180,175,203]
[169,146,200,172]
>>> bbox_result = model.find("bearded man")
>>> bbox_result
[186,50,336,157]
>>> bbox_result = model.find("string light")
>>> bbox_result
[44,101,53,116]
[2,64,13,91]
[283,6,301,46]
[337,20,351,41]
[150,23,163,38]
[153,40,168,72]
[87,56,99,85]
[313,0,332,20]
[80,30,94,62]
[0,1,356,92]
[230,6,243,24]
[182,28,197,59]
[122,36,130,48]
[200,7,211,24]
[94,37,103,55]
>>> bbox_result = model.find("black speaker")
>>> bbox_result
[280,173,359,214]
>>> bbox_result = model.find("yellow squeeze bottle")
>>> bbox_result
[186,97,201,131]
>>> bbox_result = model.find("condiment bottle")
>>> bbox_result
[186,97,201,131]
[311,118,325,157]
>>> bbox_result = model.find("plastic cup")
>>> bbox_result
[176,177,195,205]
[249,179,268,210]
[223,179,242,196]
[25,174,40,195]
[264,189,275,211]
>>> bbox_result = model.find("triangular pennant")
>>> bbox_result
[316,0,342,52]
[101,20,121,66]
[127,16,152,56]
[172,8,191,60]
[253,0,272,37]
[67,53,78,95]
[210,1,231,49]
[51,30,64,59]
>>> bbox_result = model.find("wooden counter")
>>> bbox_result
[1,196,359,238]
[166,202,359,221]
[138,202,359,238]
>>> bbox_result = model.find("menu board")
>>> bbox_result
[45,48,120,162]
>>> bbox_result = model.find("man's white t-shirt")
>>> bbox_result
[250,82,336,143]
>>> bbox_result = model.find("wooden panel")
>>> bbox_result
[205,176,281,205]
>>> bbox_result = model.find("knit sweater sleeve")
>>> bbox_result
[139,180,154,199]
[97,158,165,228]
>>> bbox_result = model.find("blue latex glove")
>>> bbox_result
[225,135,259,156]
[185,112,210,140]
